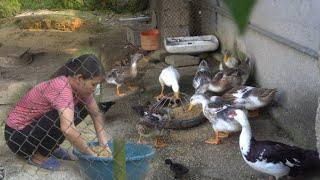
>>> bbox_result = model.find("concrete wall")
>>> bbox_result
[316,98,320,155]
[212,0,320,148]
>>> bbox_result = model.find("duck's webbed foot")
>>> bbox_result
[248,110,260,118]
[116,86,125,96]
[125,82,138,91]
[155,93,165,101]
[218,132,230,138]
[154,136,168,148]
[205,132,221,145]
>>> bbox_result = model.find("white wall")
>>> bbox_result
[215,0,320,148]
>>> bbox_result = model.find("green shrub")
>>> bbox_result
[0,0,21,18]
[20,0,63,10]
[107,0,149,13]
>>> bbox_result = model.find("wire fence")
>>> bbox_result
[157,0,217,38]
[0,1,215,179]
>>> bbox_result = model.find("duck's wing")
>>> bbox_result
[250,139,307,168]
[193,71,212,89]
[222,86,254,100]
[250,88,277,100]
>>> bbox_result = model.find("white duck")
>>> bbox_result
[156,66,180,99]
[188,94,242,144]
[228,109,320,179]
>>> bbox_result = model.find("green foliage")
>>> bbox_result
[223,0,256,35]
[0,0,149,18]
[0,0,21,18]
[107,0,149,13]
[75,47,99,57]
[20,0,63,10]
[113,138,126,180]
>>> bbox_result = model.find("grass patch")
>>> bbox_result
[0,0,21,18]
[0,0,149,18]
[74,46,99,57]
[20,0,64,10]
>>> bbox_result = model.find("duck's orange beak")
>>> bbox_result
[223,54,230,63]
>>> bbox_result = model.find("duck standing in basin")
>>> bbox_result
[188,94,243,144]
[131,104,171,148]
[219,49,240,71]
[105,53,144,96]
[156,66,180,100]
[193,60,212,93]
[221,86,278,117]
[228,109,320,179]
[198,57,252,94]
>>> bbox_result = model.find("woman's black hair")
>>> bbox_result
[51,54,105,79]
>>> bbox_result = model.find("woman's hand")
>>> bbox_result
[103,144,112,153]
[91,145,112,157]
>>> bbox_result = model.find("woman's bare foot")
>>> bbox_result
[31,153,49,164]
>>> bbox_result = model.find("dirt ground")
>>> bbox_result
[0,10,136,82]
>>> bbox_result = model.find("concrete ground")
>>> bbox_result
[0,62,298,180]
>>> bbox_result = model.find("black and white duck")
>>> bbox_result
[219,49,241,71]
[197,57,252,94]
[219,86,278,117]
[156,66,180,100]
[188,93,243,144]
[228,109,320,179]
[131,104,171,148]
[192,60,213,93]
[105,53,144,96]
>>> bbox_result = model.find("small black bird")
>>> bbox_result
[165,159,189,179]
[98,101,116,114]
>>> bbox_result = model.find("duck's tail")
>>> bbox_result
[131,105,146,117]
[243,57,254,76]
[301,150,320,177]
[260,89,278,103]
[98,101,116,113]
[198,59,210,72]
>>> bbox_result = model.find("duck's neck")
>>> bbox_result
[131,62,137,75]
[201,99,209,112]
[172,81,179,93]
[239,118,252,156]
[208,82,223,93]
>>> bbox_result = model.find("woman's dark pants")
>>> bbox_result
[4,103,88,159]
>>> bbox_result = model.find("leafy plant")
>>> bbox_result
[20,0,63,10]
[113,138,126,180]
[107,0,149,13]
[0,0,21,18]
[223,0,256,35]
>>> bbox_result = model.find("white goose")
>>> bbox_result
[229,109,320,179]
[156,66,180,99]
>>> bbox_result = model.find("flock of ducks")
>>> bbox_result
[105,50,320,179]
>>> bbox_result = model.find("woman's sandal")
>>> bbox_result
[52,147,76,161]
[27,156,60,171]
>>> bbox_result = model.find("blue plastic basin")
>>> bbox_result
[73,141,155,180]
